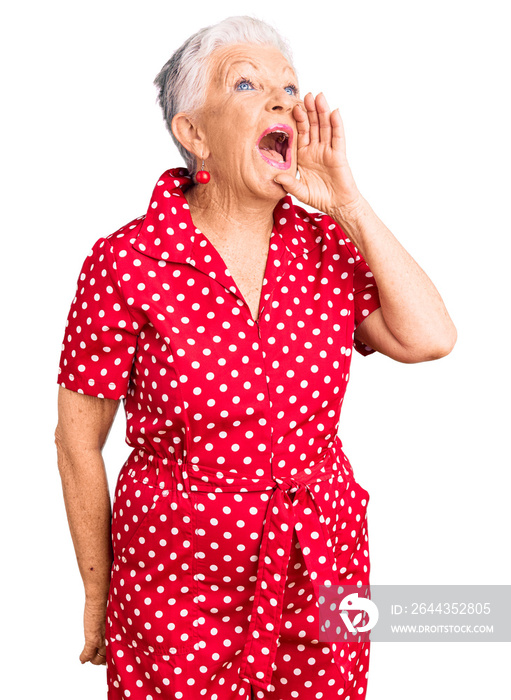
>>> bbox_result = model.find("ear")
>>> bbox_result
[171,112,210,162]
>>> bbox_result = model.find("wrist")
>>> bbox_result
[327,194,369,227]
[328,195,378,253]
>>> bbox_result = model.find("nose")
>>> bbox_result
[266,87,296,113]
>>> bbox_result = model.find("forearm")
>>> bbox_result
[328,196,457,354]
[55,439,113,603]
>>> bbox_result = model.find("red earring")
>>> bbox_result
[196,159,210,184]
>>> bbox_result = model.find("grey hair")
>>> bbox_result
[153,15,295,178]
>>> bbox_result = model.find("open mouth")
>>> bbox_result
[256,124,293,170]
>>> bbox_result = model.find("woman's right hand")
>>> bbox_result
[80,597,107,665]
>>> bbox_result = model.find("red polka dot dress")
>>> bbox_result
[57,168,381,699]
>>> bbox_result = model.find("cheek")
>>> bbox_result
[205,103,262,167]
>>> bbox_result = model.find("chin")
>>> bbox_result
[240,158,294,201]
[257,174,287,200]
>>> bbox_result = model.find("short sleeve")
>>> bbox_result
[353,248,382,357]
[57,237,139,399]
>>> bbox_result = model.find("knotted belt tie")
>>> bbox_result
[183,450,343,692]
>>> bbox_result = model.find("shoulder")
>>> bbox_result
[80,215,146,269]
[103,215,146,257]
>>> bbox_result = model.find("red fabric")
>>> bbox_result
[57,168,381,698]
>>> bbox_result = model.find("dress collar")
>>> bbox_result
[131,167,324,263]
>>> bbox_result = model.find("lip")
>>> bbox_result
[256,123,294,170]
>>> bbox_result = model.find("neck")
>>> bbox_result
[184,179,279,246]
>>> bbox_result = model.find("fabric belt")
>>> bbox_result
[186,447,344,692]
[236,456,341,690]
[128,441,354,692]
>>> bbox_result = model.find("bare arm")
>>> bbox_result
[333,197,458,363]
[54,385,120,664]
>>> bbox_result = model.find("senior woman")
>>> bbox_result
[55,15,456,700]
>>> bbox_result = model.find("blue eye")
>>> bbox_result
[236,79,255,91]
[285,85,298,96]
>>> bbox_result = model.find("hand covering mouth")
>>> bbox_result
[256,124,293,170]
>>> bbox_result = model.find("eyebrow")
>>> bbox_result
[229,59,259,71]
[226,59,297,81]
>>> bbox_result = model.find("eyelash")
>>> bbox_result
[235,77,298,96]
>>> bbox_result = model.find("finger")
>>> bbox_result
[80,640,95,664]
[331,107,346,152]
[292,103,310,149]
[91,648,107,666]
[316,93,332,144]
[273,172,308,202]
[304,92,319,142]
[80,640,107,665]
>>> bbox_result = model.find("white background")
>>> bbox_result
[1,0,509,697]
